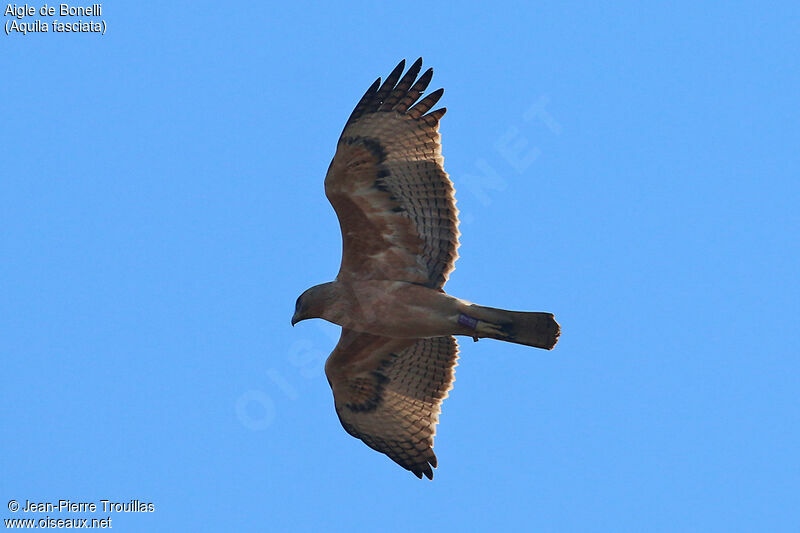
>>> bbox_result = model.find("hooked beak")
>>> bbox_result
[291,313,299,327]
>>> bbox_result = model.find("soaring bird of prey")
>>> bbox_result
[292,58,560,479]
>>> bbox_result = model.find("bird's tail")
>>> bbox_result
[461,305,560,350]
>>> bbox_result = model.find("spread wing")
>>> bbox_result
[324,329,459,479]
[325,58,460,289]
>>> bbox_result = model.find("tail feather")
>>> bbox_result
[468,306,560,350]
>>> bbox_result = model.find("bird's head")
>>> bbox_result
[291,284,331,326]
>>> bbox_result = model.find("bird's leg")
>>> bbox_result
[458,313,506,341]
[458,313,479,341]
[458,313,478,329]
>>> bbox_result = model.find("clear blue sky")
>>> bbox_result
[3,2,799,531]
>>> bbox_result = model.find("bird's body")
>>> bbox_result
[292,58,560,479]
[298,279,559,346]
[300,280,463,338]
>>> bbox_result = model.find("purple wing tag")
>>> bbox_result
[458,314,479,329]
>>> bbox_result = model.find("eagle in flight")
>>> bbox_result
[292,58,560,479]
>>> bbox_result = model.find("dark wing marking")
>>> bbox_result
[325,329,459,479]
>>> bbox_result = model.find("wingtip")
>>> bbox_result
[390,59,406,76]
[364,77,381,95]
[408,57,424,76]
[414,457,436,480]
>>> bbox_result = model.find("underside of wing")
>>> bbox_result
[325,58,460,289]
[325,329,459,479]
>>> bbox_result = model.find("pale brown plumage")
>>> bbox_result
[324,331,457,480]
[325,58,458,289]
[293,59,560,480]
